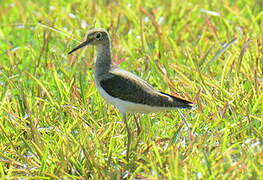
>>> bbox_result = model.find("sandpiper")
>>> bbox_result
[68,28,193,159]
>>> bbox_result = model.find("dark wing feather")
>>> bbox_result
[100,70,193,109]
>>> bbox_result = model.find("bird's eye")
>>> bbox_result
[96,33,101,39]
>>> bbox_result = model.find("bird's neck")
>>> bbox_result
[95,42,112,76]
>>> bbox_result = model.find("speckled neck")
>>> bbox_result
[95,41,112,76]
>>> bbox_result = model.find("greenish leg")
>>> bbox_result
[133,114,141,136]
[122,113,131,161]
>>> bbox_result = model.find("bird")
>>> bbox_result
[68,28,194,159]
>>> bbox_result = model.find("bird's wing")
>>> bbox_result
[99,69,193,108]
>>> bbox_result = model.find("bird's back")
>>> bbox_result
[99,67,193,111]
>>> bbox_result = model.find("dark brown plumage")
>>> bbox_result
[100,69,193,109]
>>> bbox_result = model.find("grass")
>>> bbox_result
[0,0,262,179]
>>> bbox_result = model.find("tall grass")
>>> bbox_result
[0,0,262,179]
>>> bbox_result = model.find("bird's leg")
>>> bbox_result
[133,114,141,136]
[133,114,143,152]
[122,113,131,160]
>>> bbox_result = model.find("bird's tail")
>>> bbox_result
[159,92,195,109]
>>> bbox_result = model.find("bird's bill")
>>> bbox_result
[68,40,90,55]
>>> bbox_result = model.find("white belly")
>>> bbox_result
[96,83,170,114]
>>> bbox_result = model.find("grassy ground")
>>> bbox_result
[0,0,262,179]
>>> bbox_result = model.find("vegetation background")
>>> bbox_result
[0,0,262,179]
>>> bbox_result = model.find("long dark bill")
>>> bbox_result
[68,41,90,55]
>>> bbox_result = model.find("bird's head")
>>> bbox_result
[68,28,110,55]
